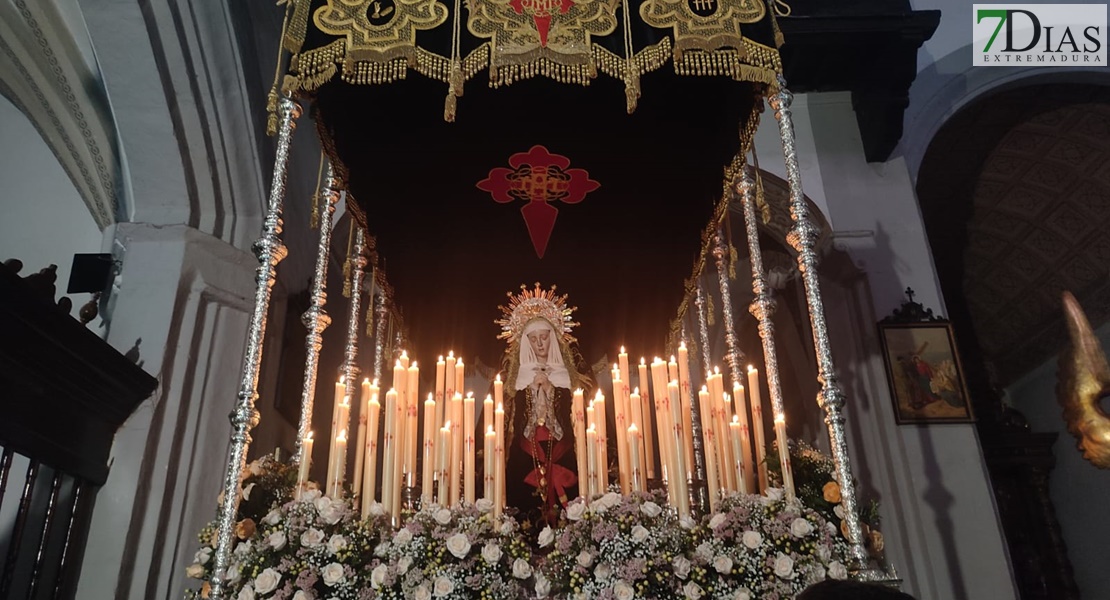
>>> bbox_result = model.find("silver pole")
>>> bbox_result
[209,96,300,600]
[713,227,745,389]
[769,77,872,574]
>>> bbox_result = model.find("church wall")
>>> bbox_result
[750,92,1018,599]
[1007,322,1110,599]
[0,94,105,317]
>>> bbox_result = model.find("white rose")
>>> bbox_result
[833,504,846,520]
[292,591,310,600]
[672,556,691,579]
[414,584,432,600]
[765,487,784,502]
[741,530,762,549]
[594,563,612,581]
[370,564,389,589]
[237,585,255,600]
[734,588,752,600]
[433,575,455,597]
[368,502,386,517]
[500,520,514,536]
[322,562,345,586]
[185,564,205,579]
[576,550,593,568]
[394,528,413,546]
[713,555,733,574]
[374,542,390,557]
[327,534,348,555]
[535,573,552,599]
[194,547,212,565]
[828,561,848,580]
[262,509,281,525]
[482,543,503,564]
[320,503,344,525]
[695,542,714,562]
[314,496,333,513]
[708,513,727,530]
[683,581,705,600]
[249,459,265,476]
[267,531,287,551]
[566,501,587,521]
[613,580,635,600]
[791,518,814,537]
[397,555,413,574]
[513,558,533,579]
[241,483,256,501]
[600,492,622,508]
[254,568,281,595]
[475,498,493,513]
[630,525,649,543]
[435,508,453,525]
[300,489,322,503]
[817,544,832,562]
[773,553,795,579]
[640,501,662,518]
[680,516,696,530]
[227,563,242,584]
[446,533,471,559]
[537,526,555,548]
[234,541,252,556]
[809,565,827,583]
[301,528,325,548]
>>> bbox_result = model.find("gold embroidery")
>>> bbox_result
[313,0,449,65]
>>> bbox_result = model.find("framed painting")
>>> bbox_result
[877,321,974,424]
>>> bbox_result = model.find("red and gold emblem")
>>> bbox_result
[477,145,600,259]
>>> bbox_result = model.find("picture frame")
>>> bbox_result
[878,289,975,425]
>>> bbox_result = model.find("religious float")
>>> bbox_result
[184,0,908,597]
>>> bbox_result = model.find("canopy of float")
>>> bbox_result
[282,0,782,365]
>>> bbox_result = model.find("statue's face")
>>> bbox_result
[527,328,552,361]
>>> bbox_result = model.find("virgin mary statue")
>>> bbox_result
[496,283,594,527]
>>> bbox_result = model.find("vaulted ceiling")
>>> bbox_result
[918,82,1110,387]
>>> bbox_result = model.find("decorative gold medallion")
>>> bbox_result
[467,0,620,83]
[313,0,449,63]
[640,0,766,58]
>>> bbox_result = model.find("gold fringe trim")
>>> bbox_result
[489,57,597,88]
[283,0,312,54]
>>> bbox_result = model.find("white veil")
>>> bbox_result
[514,318,572,391]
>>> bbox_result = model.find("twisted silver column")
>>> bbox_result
[713,228,745,388]
[209,96,300,600]
[372,285,388,381]
[296,164,339,466]
[694,283,713,375]
[736,165,793,502]
[682,323,709,514]
[343,228,367,401]
[770,78,871,574]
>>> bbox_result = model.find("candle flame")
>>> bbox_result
[341,395,350,407]
[466,392,474,399]
[775,415,786,425]
[495,373,502,383]
[338,430,348,442]
[363,377,370,384]
[439,355,444,362]
[395,360,402,367]
[633,387,640,395]
[594,390,604,400]
[628,423,638,432]
[747,364,756,372]
[339,375,345,383]
[732,414,739,424]
[411,361,418,368]
[487,425,495,435]
[427,393,434,402]
[640,357,646,365]
[401,350,408,359]
[670,355,676,363]
[496,403,504,411]
[713,366,720,375]
[679,341,686,350]
[306,431,314,441]
[443,420,452,429]
[485,394,493,401]
[701,385,708,392]
[373,378,379,386]
[620,345,626,354]
[448,350,455,358]
[587,424,596,433]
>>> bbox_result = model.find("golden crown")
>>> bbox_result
[496,282,578,344]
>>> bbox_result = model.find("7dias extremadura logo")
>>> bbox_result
[974,4,1106,65]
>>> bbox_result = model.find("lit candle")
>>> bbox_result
[618,347,631,396]
[572,389,588,500]
[381,388,397,519]
[330,431,347,499]
[494,402,505,519]
[438,423,451,506]
[627,424,642,493]
[612,372,630,494]
[594,391,608,492]
[435,356,446,429]
[464,393,476,504]
[493,372,504,413]
[406,362,420,488]
[586,425,599,498]
[638,358,656,480]
[697,385,720,511]
[748,366,769,493]
[450,392,463,506]
[361,387,381,516]
[484,394,494,436]
[328,377,345,487]
[676,343,694,476]
[484,425,495,500]
[729,415,745,496]
[296,432,314,500]
[445,352,457,407]
[422,393,436,504]
[651,359,674,503]
[399,349,410,370]
[629,388,647,490]
[392,361,407,513]
[733,382,754,494]
[455,358,465,399]
[775,416,796,502]
[329,395,351,492]
[354,379,371,497]
[709,368,733,492]
[667,355,679,385]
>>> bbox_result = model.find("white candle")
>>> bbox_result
[729,416,746,496]
[450,392,463,506]
[748,366,769,493]
[399,349,409,370]
[494,403,505,519]
[668,380,690,519]
[455,358,465,399]
[438,423,451,506]
[572,389,588,500]
[392,361,407,515]
[732,382,754,494]
[638,359,655,479]
[676,344,694,476]
[381,389,397,520]
[435,356,446,429]
[354,379,370,497]
[327,378,345,487]
[330,431,347,498]
[586,425,599,498]
[296,432,314,500]
[613,373,629,494]
[361,388,381,516]
[629,388,647,491]
[484,394,494,437]
[627,424,642,493]
[484,425,496,500]
[775,416,796,502]
[697,386,720,511]
[422,393,436,504]
[445,352,457,406]
[594,391,608,492]
[406,363,420,488]
[464,393,476,504]
[493,372,504,414]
